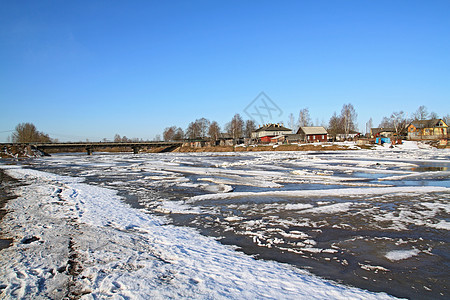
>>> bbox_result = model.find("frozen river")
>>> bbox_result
[1,142,449,299]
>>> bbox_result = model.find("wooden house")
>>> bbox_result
[407,119,448,140]
[370,128,396,138]
[270,135,286,144]
[252,123,292,143]
[335,130,361,141]
[296,126,328,142]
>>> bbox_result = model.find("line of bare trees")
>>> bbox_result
[371,105,448,137]
[289,104,448,140]
[287,104,358,140]
[163,114,257,142]
[162,104,449,143]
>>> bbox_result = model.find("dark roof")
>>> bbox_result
[336,130,360,135]
[285,134,302,141]
[254,123,292,132]
[409,119,447,129]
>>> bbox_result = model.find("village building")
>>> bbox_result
[270,135,286,144]
[284,134,303,143]
[370,128,397,138]
[407,119,448,140]
[296,126,328,142]
[335,130,361,141]
[251,123,292,143]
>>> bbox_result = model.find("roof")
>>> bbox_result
[254,123,292,132]
[371,128,395,134]
[270,135,285,140]
[297,126,328,135]
[409,119,448,129]
[285,134,302,140]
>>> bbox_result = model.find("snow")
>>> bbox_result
[385,249,420,261]
[0,166,396,299]
[1,141,449,298]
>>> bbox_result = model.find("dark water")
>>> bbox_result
[13,151,450,299]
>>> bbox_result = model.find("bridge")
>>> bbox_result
[1,141,183,156]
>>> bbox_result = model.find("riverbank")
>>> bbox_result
[2,140,446,158]
[1,142,367,158]
[0,170,19,251]
[175,142,368,152]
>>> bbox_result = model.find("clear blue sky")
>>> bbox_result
[1,0,449,141]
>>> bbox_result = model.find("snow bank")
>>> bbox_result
[0,165,396,299]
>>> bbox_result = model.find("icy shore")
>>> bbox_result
[0,166,395,299]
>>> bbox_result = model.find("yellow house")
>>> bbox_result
[407,119,448,140]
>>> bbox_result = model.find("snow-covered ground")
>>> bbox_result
[1,141,449,299]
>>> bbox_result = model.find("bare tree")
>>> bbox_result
[340,103,357,138]
[244,119,257,138]
[173,127,184,140]
[443,114,450,125]
[288,113,297,133]
[327,112,342,141]
[226,113,244,140]
[154,134,162,141]
[208,121,221,141]
[196,118,210,138]
[186,121,201,140]
[429,111,439,119]
[11,123,52,143]
[366,118,373,136]
[114,134,122,142]
[391,111,408,135]
[298,108,312,128]
[163,126,176,141]
[379,111,409,136]
[379,116,391,128]
[413,105,429,120]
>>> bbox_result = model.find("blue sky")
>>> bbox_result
[1,0,449,141]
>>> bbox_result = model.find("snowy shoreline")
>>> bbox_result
[0,165,396,299]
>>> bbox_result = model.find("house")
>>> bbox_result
[370,128,396,138]
[270,135,285,144]
[335,130,361,141]
[285,134,302,143]
[407,119,448,140]
[252,123,292,143]
[217,133,241,146]
[296,126,328,142]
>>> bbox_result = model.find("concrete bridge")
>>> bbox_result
[1,141,183,156]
